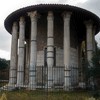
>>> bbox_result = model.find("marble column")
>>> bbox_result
[9,22,18,86]
[17,17,25,87]
[47,11,54,89]
[25,40,30,85]
[28,11,38,90]
[63,12,71,91]
[85,20,93,65]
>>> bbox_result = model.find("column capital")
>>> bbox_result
[84,20,93,29]
[62,11,72,19]
[13,22,18,27]
[28,11,39,21]
[12,22,18,33]
[19,16,25,25]
[47,11,54,20]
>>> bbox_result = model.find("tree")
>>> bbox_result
[91,48,100,79]
[87,48,100,89]
[0,58,9,70]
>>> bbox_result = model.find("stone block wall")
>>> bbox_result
[37,47,78,67]
[37,51,44,66]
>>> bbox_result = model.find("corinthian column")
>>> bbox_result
[47,11,54,89]
[63,12,71,91]
[85,20,93,65]
[25,40,30,85]
[17,17,25,87]
[28,11,38,90]
[9,22,18,86]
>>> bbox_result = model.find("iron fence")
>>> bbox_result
[0,66,99,92]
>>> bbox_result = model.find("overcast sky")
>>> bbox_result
[0,0,100,60]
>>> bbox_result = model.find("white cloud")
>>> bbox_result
[0,26,11,52]
[0,49,10,60]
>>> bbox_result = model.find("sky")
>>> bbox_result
[0,0,100,60]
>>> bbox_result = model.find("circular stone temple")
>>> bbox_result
[4,4,100,90]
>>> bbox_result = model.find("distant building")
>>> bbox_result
[4,4,100,90]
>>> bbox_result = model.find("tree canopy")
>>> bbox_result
[0,58,9,70]
[91,48,100,78]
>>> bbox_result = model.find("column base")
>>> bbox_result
[47,88,53,91]
[64,77,71,91]
[0,84,30,91]
[0,83,16,91]
[45,85,53,91]
[28,84,36,90]
[15,84,28,89]
[63,86,71,91]
[16,83,24,87]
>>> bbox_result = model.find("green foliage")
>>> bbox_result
[85,48,100,89]
[91,48,100,78]
[85,48,100,79]
[0,58,9,70]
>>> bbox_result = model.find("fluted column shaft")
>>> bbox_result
[25,40,30,84]
[47,11,54,66]
[85,21,93,64]
[28,11,38,90]
[63,12,71,91]
[9,22,18,85]
[17,17,25,86]
[47,11,54,88]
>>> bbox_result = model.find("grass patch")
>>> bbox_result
[0,90,98,100]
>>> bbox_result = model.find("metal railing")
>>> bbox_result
[0,66,99,92]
